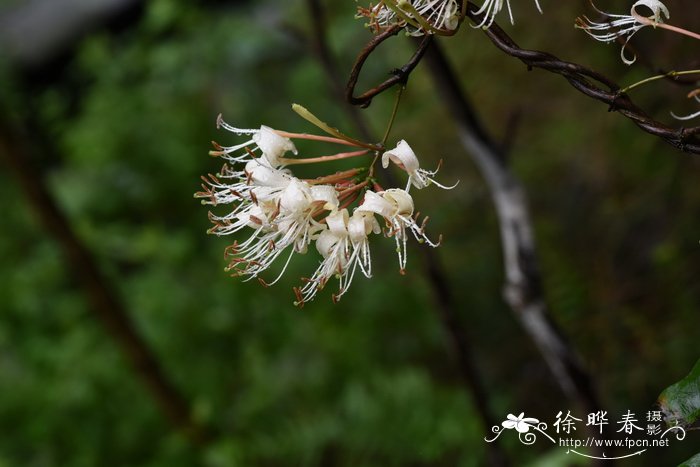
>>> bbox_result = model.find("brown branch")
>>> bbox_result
[346,25,433,108]
[306,0,373,141]
[464,6,700,154]
[0,114,211,445]
[346,6,700,154]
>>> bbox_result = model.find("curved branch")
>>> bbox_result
[464,6,700,154]
[346,6,700,153]
[346,25,433,107]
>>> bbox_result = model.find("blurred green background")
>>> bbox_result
[0,0,699,465]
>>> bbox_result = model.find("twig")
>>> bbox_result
[346,25,433,108]
[0,113,212,445]
[306,0,373,140]
[463,4,700,154]
[346,6,700,153]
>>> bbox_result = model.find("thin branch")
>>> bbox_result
[346,6,700,154]
[464,5,700,154]
[306,0,374,141]
[0,113,212,445]
[346,25,433,108]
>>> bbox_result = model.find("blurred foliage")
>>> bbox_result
[0,0,699,465]
[680,453,700,467]
[659,359,700,467]
[659,358,700,427]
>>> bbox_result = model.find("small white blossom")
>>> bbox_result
[212,116,297,167]
[295,209,376,305]
[382,139,457,191]
[576,0,670,65]
[274,179,336,255]
[348,210,381,278]
[472,0,543,29]
[198,164,335,283]
[357,189,440,273]
[199,159,291,225]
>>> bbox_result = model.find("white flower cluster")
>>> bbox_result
[359,0,543,34]
[196,116,453,306]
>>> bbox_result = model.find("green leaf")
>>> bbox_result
[679,452,700,467]
[658,358,700,427]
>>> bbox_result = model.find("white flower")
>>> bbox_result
[212,116,297,167]
[294,209,377,305]
[357,189,440,273]
[201,170,337,284]
[382,139,457,191]
[245,179,335,282]
[367,0,461,36]
[197,159,292,226]
[348,210,381,278]
[274,179,335,256]
[472,0,543,29]
[245,159,293,187]
[576,0,670,65]
[310,185,340,211]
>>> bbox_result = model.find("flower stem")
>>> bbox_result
[396,0,440,34]
[383,0,422,30]
[337,180,369,198]
[291,104,380,150]
[620,69,700,94]
[304,168,363,185]
[382,84,405,146]
[634,15,700,41]
[338,190,362,210]
[274,131,363,147]
[278,149,369,165]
